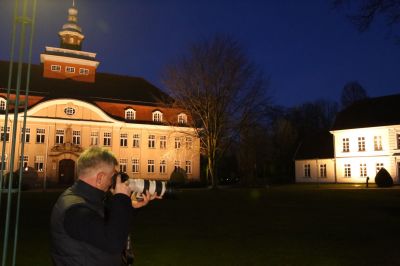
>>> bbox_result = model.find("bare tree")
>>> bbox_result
[334,0,400,34]
[163,35,269,188]
[340,81,368,108]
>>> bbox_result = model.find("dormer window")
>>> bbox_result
[0,98,6,111]
[66,66,75,73]
[152,111,163,122]
[79,68,89,75]
[178,113,187,124]
[51,65,61,72]
[125,108,136,120]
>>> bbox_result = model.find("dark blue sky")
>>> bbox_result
[1,0,399,107]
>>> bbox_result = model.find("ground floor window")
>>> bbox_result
[35,156,44,172]
[319,164,327,178]
[344,164,351,178]
[304,164,311,178]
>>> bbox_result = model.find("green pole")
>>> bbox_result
[12,1,37,265]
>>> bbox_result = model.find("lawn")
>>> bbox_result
[2,184,400,266]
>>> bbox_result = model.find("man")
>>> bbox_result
[50,146,154,265]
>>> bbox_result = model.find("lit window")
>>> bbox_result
[148,135,155,148]
[120,133,128,147]
[358,137,365,152]
[160,160,166,174]
[120,159,127,173]
[304,164,311,177]
[66,66,75,73]
[152,111,163,122]
[72,130,81,145]
[125,109,136,120]
[79,68,89,75]
[55,129,65,144]
[132,158,139,173]
[319,164,327,178]
[344,164,351,178]
[178,113,187,124]
[133,134,140,148]
[103,132,112,146]
[64,107,76,116]
[0,98,7,110]
[160,136,167,149]
[34,155,44,172]
[51,65,61,72]
[22,155,29,169]
[147,160,155,173]
[342,138,349,152]
[360,163,367,177]
[185,160,192,174]
[90,132,99,146]
[374,136,382,151]
[36,128,45,143]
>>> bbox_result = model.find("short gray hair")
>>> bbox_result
[77,147,118,176]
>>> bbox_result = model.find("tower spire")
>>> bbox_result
[58,1,84,50]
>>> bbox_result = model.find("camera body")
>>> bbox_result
[112,172,171,198]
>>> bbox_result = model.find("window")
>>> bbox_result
[125,109,136,120]
[374,136,382,151]
[152,111,163,122]
[79,68,89,75]
[73,131,81,145]
[319,164,327,178]
[0,98,6,111]
[185,161,192,174]
[342,138,349,152]
[103,132,111,146]
[160,136,167,149]
[36,128,45,143]
[34,155,44,172]
[175,137,181,149]
[358,137,365,152]
[174,160,180,172]
[186,137,193,149]
[147,160,155,173]
[133,134,140,148]
[1,154,8,171]
[178,113,187,124]
[304,164,311,177]
[22,155,29,169]
[360,163,367,177]
[132,158,139,173]
[397,134,400,149]
[64,107,76,116]
[120,159,127,173]
[90,131,99,146]
[120,133,128,147]
[1,126,10,142]
[21,128,30,143]
[51,65,61,72]
[376,163,384,173]
[148,135,155,148]
[344,164,351,178]
[55,129,65,144]
[160,160,166,174]
[66,66,75,73]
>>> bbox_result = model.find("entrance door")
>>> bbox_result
[59,159,75,185]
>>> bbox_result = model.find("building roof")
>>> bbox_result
[0,60,172,105]
[331,94,400,130]
[294,132,334,160]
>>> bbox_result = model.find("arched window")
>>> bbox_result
[125,108,136,120]
[177,113,187,124]
[0,98,6,111]
[152,110,163,122]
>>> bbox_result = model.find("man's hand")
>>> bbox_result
[131,190,161,208]
[113,174,131,197]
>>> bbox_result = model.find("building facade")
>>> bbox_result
[0,3,200,187]
[295,94,400,183]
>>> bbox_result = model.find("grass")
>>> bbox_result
[2,185,400,265]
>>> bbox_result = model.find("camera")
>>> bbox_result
[112,172,173,198]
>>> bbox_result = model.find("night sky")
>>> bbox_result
[0,0,399,107]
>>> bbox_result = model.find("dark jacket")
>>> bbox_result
[50,180,132,266]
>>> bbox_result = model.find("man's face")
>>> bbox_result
[98,164,117,192]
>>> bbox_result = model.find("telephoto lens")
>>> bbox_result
[127,179,172,198]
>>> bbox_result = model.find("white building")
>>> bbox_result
[295,94,400,183]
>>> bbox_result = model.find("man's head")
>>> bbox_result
[77,147,118,191]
